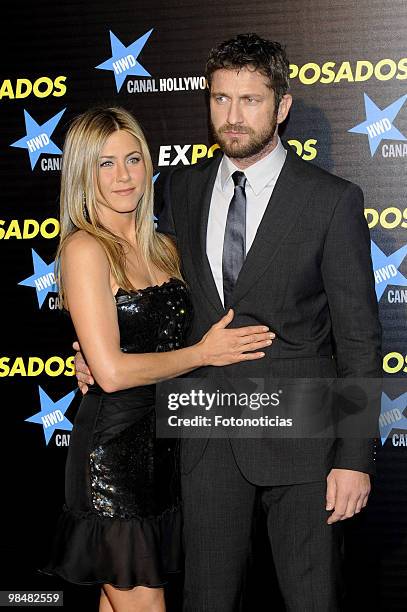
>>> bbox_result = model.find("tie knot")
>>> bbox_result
[232,171,247,189]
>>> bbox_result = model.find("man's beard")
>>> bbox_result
[211,114,278,159]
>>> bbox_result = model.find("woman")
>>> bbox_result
[43,107,273,612]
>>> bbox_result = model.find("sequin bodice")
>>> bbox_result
[115,278,192,354]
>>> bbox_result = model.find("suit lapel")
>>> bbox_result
[232,148,314,306]
[187,154,224,315]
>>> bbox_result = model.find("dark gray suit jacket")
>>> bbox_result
[157,145,382,485]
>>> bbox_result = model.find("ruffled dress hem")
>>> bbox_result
[41,504,182,588]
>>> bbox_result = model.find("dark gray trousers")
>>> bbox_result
[181,439,344,612]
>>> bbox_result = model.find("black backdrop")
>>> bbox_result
[1,1,407,610]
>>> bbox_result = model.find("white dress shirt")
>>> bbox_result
[206,137,287,304]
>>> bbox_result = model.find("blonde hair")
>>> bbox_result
[56,107,181,308]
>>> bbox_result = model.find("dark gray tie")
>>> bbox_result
[222,170,247,308]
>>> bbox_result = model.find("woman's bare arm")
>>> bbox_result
[63,232,273,393]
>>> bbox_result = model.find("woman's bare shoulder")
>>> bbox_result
[63,229,101,248]
[63,230,106,260]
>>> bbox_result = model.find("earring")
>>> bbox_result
[82,192,87,218]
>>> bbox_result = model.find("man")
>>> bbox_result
[76,34,381,611]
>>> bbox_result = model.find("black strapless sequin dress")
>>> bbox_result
[43,278,192,588]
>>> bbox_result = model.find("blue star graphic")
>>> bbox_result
[96,29,153,92]
[10,108,66,169]
[19,249,57,308]
[348,93,407,156]
[25,387,75,445]
[379,391,407,444]
[371,240,407,300]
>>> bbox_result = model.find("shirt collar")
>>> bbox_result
[220,137,287,196]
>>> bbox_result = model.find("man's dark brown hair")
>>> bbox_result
[205,33,290,108]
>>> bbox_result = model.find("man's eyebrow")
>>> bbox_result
[210,91,263,97]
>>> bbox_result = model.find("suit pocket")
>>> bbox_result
[281,238,321,246]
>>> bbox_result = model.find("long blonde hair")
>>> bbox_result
[56,106,181,308]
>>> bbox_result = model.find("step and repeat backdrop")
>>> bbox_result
[2,0,407,609]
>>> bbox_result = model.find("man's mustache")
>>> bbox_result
[218,124,253,135]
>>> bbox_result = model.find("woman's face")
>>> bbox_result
[95,129,146,214]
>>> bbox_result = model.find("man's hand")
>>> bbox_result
[326,468,371,524]
[73,341,94,395]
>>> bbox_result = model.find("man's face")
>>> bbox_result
[209,67,291,159]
